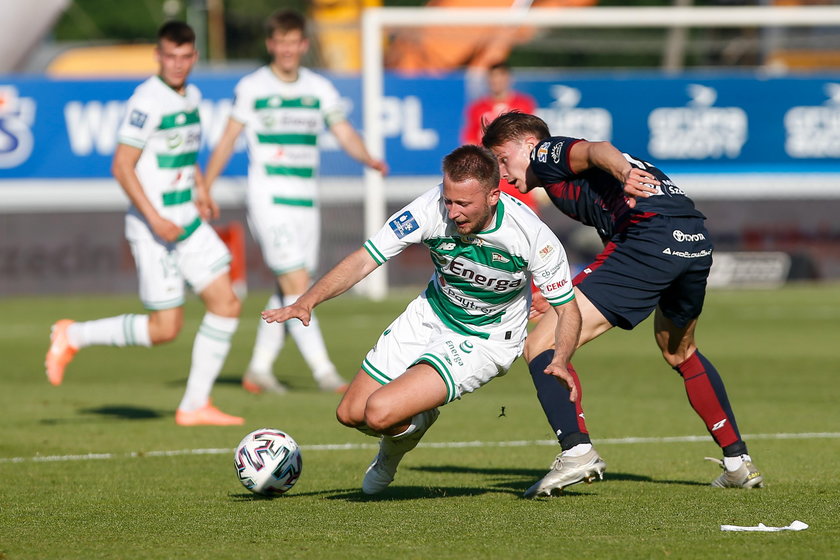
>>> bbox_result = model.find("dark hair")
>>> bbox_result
[481,111,550,149]
[157,21,195,46]
[266,9,307,38]
[442,145,500,191]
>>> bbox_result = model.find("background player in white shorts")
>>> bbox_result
[44,21,243,427]
[262,145,582,494]
[206,9,387,395]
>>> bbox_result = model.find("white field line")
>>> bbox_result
[1,432,838,464]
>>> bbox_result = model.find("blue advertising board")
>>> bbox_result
[2,71,840,180]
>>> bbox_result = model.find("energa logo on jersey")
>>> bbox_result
[0,86,36,169]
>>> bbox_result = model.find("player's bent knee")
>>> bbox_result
[224,297,242,318]
[362,397,401,433]
[150,325,181,345]
[148,314,182,345]
[335,402,364,428]
[524,339,552,363]
[209,294,241,318]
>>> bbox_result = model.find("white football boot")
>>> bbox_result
[524,447,607,497]
[706,456,764,488]
[362,408,440,495]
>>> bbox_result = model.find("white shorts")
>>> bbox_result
[126,214,231,310]
[361,295,523,404]
[247,200,320,276]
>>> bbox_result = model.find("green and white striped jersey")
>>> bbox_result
[230,66,346,207]
[364,186,575,341]
[117,76,202,234]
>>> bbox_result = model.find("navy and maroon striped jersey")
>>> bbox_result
[530,137,705,240]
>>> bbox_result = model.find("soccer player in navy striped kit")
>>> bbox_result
[482,112,763,497]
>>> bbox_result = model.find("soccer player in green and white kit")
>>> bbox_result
[262,145,582,494]
[45,21,244,427]
[206,9,387,395]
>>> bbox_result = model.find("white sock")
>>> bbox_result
[724,454,752,472]
[246,294,285,377]
[283,293,336,380]
[67,314,152,349]
[562,443,593,457]
[178,312,239,412]
[391,409,437,440]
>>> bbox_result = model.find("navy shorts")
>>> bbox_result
[573,214,713,330]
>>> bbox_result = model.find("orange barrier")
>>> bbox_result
[215,221,248,299]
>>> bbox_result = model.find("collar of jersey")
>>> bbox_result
[478,198,504,235]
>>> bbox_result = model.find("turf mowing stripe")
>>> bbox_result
[2,431,839,462]
[2,432,838,463]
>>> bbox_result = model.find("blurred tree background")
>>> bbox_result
[52,0,426,62]
[48,0,825,71]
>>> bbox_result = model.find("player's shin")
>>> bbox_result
[179,312,239,411]
[675,350,746,455]
[528,350,590,449]
[247,294,286,375]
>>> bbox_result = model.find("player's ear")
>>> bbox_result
[524,135,539,152]
[488,185,501,205]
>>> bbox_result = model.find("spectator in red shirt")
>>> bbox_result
[461,62,540,210]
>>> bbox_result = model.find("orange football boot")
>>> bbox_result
[45,319,78,386]
[175,401,245,426]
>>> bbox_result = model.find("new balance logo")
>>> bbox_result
[711,419,727,431]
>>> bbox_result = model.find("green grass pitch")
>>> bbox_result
[1,284,838,559]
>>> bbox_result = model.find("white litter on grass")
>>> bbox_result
[721,520,809,532]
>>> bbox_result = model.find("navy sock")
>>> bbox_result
[528,350,590,450]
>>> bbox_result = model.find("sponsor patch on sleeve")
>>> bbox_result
[389,211,419,239]
[538,243,556,261]
[551,142,563,163]
[129,109,148,128]
[537,141,550,163]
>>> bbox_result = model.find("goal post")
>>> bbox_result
[360,5,840,299]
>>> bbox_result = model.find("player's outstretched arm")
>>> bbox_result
[112,143,183,242]
[261,248,380,326]
[205,118,245,188]
[330,120,389,176]
[544,298,582,402]
[193,166,219,221]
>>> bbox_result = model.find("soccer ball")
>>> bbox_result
[234,428,302,496]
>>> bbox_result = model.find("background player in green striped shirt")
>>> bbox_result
[206,9,387,396]
[45,21,244,427]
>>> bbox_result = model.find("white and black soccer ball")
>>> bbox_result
[234,428,302,496]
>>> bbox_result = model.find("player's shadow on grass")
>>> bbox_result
[186,375,309,392]
[410,464,706,491]
[39,405,166,424]
[325,485,505,501]
[212,375,249,387]
[82,405,165,420]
